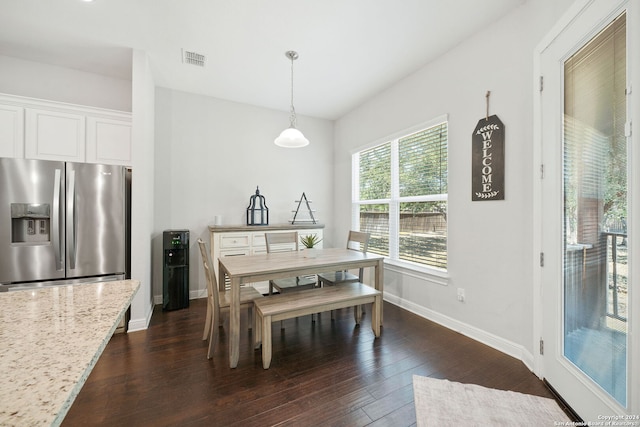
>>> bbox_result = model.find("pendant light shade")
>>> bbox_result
[274,127,310,148]
[274,50,309,148]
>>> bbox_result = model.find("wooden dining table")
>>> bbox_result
[218,247,384,368]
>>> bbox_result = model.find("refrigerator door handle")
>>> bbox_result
[68,170,77,270]
[52,169,63,271]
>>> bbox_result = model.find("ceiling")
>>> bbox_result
[0,0,525,120]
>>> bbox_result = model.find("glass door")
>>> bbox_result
[563,12,628,407]
[539,0,633,420]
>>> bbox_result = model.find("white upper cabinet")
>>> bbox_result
[0,104,24,158]
[86,116,132,165]
[25,108,86,162]
[0,93,131,165]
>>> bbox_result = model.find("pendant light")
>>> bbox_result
[274,50,309,148]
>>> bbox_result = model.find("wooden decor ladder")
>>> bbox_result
[290,192,317,224]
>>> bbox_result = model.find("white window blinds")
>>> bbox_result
[353,120,448,270]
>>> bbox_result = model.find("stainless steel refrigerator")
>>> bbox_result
[0,157,130,291]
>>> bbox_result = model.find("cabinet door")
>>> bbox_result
[0,104,24,158]
[25,108,85,162]
[86,116,132,165]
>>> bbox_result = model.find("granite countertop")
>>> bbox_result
[0,280,140,427]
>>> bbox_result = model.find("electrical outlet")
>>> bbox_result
[457,288,465,302]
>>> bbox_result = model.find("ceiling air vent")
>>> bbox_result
[182,49,206,67]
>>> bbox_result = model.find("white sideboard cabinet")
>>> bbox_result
[0,93,132,165]
[208,224,324,294]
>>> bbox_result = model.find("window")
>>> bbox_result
[352,119,448,271]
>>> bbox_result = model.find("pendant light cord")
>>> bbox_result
[274,50,309,147]
[289,53,297,128]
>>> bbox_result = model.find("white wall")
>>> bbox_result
[0,54,131,112]
[128,50,156,331]
[333,0,574,365]
[153,88,334,301]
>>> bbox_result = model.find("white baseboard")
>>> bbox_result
[127,299,154,332]
[153,289,206,306]
[383,292,536,373]
[191,289,207,300]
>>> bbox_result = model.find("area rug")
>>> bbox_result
[412,375,571,426]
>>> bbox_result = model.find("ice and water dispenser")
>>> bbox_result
[163,230,189,311]
[11,203,51,244]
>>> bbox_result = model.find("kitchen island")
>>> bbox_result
[0,280,140,426]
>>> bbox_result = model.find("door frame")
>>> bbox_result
[533,0,640,417]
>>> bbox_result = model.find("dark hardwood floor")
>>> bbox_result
[63,298,558,426]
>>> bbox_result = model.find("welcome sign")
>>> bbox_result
[472,114,504,201]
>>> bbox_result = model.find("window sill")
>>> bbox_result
[384,258,449,286]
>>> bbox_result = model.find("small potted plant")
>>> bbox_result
[300,234,322,257]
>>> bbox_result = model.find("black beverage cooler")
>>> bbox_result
[163,230,189,310]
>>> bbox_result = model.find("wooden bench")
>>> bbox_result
[253,282,382,369]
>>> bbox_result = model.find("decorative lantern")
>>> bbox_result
[246,186,269,226]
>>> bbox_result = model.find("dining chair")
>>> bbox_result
[317,230,370,287]
[197,238,262,359]
[317,230,370,320]
[265,231,317,295]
